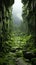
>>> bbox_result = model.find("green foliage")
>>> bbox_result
[0,0,36,65]
[0,53,16,65]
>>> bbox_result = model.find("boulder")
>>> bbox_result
[23,51,36,61]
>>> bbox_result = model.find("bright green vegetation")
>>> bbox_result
[0,0,36,65]
[9,34,32,48]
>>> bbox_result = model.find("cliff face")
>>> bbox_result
[0,0,14,35]
[22,0,36,48]
[3,0,14,7]
[0,0,14,51]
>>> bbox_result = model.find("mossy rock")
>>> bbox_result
[16,50,23,57]
[23,50,36,61]
[31,58,36,65]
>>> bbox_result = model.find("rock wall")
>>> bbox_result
[0,0,14,51]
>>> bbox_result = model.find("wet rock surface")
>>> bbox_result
[15,58,31,65]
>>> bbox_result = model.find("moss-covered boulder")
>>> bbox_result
[16,50,23,58]
[31,58,36,65]
[23,50,36,61]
